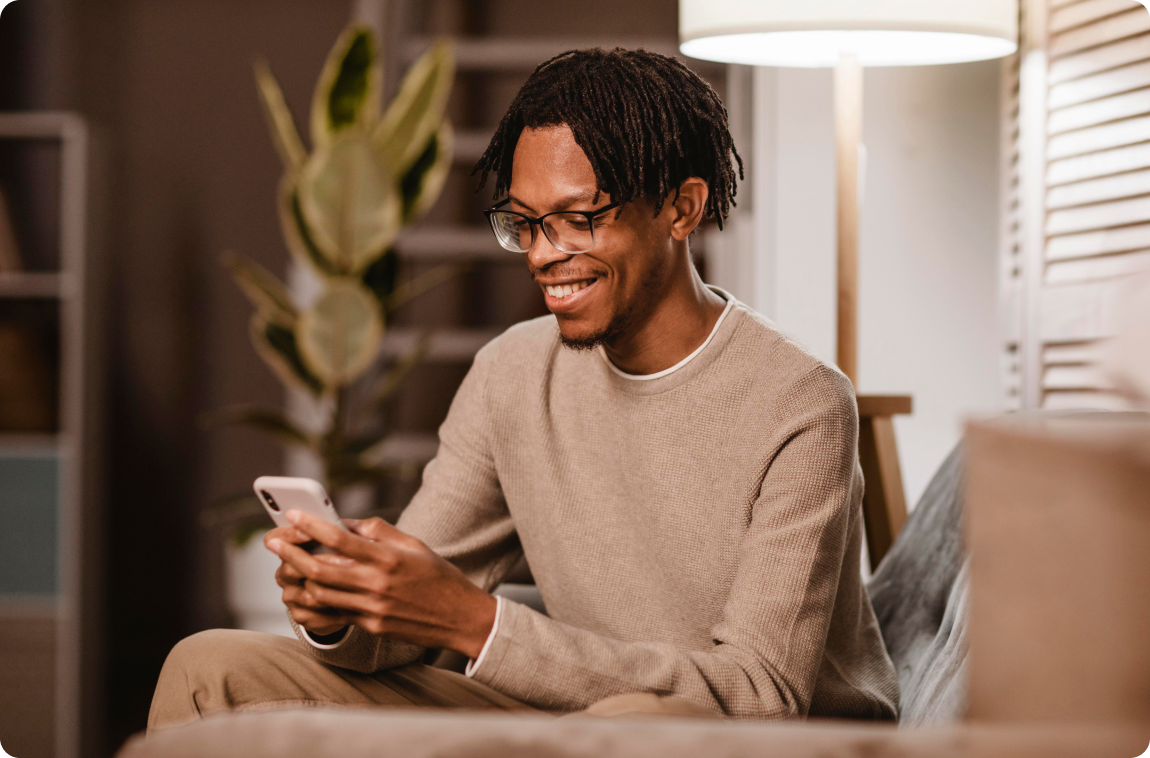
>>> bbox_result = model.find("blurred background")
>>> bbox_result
[0,0,1144,756]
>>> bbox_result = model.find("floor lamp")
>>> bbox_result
[680,1,1018,567]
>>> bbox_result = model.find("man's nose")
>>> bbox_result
[525,227,573,270]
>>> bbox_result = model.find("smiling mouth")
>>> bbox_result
[542,278,596,300]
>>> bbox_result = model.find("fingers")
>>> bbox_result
[285,511,378,562]
[346,517,403,542]
[287,602,354,634]
[275,553,349,588]
[275,561,304,588]
[264,525,311,549]
[347,517,424,555]
[304,581,389,618]
[268,538,377,594]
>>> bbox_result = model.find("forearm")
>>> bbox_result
[466,600,802,718]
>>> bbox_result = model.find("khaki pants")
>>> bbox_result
[148,629,715,731]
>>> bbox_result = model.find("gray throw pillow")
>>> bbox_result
[866,444,968,726]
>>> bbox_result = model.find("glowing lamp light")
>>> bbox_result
[678,0,1018,386]
[679,0,1018,68]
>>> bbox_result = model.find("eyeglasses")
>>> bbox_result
[484,198,622,254]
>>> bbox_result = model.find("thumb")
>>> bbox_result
[344,517,402,543]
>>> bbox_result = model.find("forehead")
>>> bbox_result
[509,125,600,209]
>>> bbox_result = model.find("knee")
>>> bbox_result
[161,629,283,683]
[581,693,721,719]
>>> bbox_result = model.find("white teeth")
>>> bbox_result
[545,280,590,299]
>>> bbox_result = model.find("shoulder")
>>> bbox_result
[471,314,560,375]
[726,302,856,422]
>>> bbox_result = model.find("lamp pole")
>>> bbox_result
[834,54,862,384]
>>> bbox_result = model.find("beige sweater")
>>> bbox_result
[297,295,899,720]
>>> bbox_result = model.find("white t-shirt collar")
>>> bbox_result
[598,291,734,381]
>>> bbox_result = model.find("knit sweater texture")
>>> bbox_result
[296,295,900,720]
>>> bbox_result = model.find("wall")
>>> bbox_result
[714,61,1004,508]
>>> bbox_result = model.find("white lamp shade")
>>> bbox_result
[679,0,1018,67]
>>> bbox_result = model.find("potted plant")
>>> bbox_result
[203,25,457,634]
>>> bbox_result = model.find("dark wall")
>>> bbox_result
[36,1,353,751]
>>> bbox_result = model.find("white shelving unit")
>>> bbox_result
[0,111,90,758]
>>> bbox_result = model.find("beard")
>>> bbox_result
[557,303,635,351]
[535,248,668,353]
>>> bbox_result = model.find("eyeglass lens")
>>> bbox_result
[489,211,595,254]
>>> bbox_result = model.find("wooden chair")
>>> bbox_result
[857,395,913,571]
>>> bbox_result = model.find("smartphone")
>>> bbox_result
[254,476,350,552]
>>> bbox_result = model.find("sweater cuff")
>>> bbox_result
[465,596,523,685]
[464,595,503,678]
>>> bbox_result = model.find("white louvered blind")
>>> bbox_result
[1004,0,1150,410]
[1001,16,1024,411]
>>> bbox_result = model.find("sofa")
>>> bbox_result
[118,412,1150,757]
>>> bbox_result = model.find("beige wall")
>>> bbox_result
[714,61,1004,508]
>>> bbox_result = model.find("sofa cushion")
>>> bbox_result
[116,708,1143,758]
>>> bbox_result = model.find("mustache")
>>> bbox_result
[528,262,606,281]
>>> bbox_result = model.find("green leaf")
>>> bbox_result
[199,404,315,447]
[251,314,325,395]
[362,248,399,304]
[384,262,463,314]
[374,39,455,178]
[277,177,337,276]
[298,133,402,273]
[296,278,385,388]
[400,120,453,223]
[310,25,381,148]
[253,59,307,170]
[222,251,296,325]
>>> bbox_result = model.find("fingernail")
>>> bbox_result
[267,538,283,552]
[285,510,301,524]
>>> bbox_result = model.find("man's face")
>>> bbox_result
[509,125,674,350]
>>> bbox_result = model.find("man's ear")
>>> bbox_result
[669,177,709,241]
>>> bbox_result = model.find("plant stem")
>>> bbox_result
[326,386,349,502]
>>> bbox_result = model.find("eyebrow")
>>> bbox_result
[508,192,601,214]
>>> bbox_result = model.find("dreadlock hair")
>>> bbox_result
[473,47,743,229]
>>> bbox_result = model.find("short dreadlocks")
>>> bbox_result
[473,48,743,229]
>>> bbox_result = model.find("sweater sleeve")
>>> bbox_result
[291,340,522,673]
[466,366,863,718]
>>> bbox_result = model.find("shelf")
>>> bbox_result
[0,111,85,141]
[395,227,511,260]
[402,36,682,70]
[0,433,61,456]
[0,271,69,299]
[0,594,58,618]
[453,129,490,164]
[380,328,500,362]
[359,432,440,468]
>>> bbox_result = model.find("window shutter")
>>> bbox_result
[1005,0,1150,410]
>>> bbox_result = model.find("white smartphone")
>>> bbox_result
[253,476,350,552]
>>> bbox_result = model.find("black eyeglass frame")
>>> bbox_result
[483,198,623,254]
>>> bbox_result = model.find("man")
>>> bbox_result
[149,48,898,728]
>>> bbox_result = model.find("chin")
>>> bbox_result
[556,318,611,351]
[556,307,634,351]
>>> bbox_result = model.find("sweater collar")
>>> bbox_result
[595,286,746,396]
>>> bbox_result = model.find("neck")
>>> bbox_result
[602,250,726,375]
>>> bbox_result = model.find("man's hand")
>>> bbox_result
[265,511,498,659]
[264,524,355,637]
